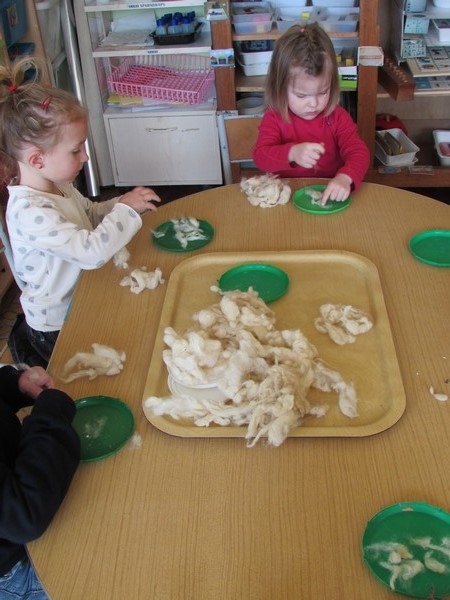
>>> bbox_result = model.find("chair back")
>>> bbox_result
[217,113,264,183]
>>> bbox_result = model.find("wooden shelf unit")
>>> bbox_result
[212,0,450,188]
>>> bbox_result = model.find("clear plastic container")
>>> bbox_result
[233,21,273,34]
[232,1,272,22]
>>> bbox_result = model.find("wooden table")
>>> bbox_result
[28,181,449,599]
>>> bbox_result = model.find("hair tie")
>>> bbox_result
[7,84,18,92]
[41,95,53,110]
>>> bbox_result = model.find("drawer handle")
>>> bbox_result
[145,127,178,133]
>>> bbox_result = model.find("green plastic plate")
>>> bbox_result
[152,219,214,252]
[409,230,450,267]
[73,396,135,462]
[218,263,289,303]
[363,502,450,598]
[292,185,351,214]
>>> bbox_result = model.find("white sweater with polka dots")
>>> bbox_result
[6,183,142,332]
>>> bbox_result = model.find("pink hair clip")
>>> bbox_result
[41,95,53,111]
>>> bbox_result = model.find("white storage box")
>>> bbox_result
[375,129,420,167]
[405,0,427,9]
[275,6,322,19]
[233,20,273,34]
[431,19,450,42]
[320,14,358,33]
[237,49,273,65]
[236,57,271,76]
[433,130,450,166]
[275,7,324,31]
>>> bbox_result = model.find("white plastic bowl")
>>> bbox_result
[237,96,265,115]
[168,375,228,402]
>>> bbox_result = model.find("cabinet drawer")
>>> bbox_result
[104,113,222,186]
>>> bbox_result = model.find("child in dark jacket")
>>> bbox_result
[0,364,80,598]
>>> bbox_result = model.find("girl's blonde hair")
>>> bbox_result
[0,58,86,184]
[265,23,340,121]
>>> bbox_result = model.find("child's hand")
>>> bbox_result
[320,173,352,205]
[119,186,161,214]
[289,142,325,169]
[19,367,54,400]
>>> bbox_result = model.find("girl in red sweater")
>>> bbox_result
[253,24,370,205]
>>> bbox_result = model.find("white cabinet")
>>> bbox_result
[76,0,223,187]
[104,109,222,185]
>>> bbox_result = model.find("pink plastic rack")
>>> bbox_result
[107,55,214,104]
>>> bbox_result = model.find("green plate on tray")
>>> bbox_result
[293,185,351,214]
[409,230,450,267]
[73,396,134,462]
[362,502,450,598]
[218,263,289,303]
[152,219,214,252]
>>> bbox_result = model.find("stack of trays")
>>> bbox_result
[236,46,273,76]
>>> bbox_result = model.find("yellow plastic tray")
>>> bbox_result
[142,251,406,439]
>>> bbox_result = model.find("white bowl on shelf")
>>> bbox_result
[237,96,265,115]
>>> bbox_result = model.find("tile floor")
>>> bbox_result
[0,182,448,362]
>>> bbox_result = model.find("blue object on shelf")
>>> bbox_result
[0,0,27,47]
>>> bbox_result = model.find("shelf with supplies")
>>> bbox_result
[375,0,450,187]
[77,0,222,186]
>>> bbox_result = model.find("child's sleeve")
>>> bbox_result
[0,388,80,544]
[334,108,371,190]
[253,110,294,173]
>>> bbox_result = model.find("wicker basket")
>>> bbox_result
[107,55,214,104]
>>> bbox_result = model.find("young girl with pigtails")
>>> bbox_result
[0,58,161,366]
[253,24,370,205]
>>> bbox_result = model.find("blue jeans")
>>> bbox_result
[0,557,49,599]
[7,314,58,368]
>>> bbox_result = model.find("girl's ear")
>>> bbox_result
[27,149,45,170]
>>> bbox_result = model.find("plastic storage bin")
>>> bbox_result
[433,130,450,166]
[312,0,356,6]
[107,55,214,104]
[232,2,272,22]
[35,0,62,61]
[233,20,273,34]
[375,128,420,167]
[431,19,450,42]
[275,7,323,31]
[236,57,271,76]
[320,14,358,33]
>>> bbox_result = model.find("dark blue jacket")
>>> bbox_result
[0,366,80,575]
